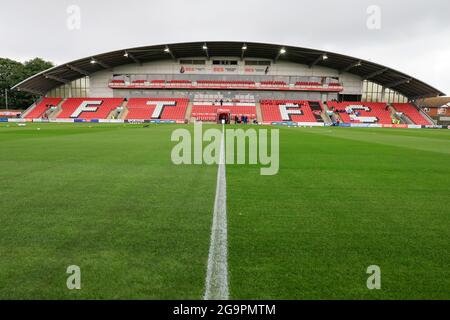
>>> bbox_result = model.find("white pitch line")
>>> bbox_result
[204,125,229,300]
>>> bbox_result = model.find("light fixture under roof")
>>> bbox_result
[164,46,170,53]
[90,58,96,64]
[280,48,286,54]
[323,54,328,60]
[242,44,247,50]
[123,51,129,57]
[202,44,208,50]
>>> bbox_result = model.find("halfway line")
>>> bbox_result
[204,125,229,300]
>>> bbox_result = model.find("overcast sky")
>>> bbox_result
[1,0,449,94]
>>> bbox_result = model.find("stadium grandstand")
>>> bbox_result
[10,41,446,128]
[417,96,450,126]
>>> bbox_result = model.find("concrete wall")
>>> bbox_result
[89,70,114,97]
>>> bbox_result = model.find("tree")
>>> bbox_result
[0,57,54,109]
[23,58,54,77]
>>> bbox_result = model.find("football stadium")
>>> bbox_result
[1,40,449,302]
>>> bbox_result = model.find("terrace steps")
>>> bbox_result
[48,99,66,119]
[185,101,193,122]
[255,103,263,123]
[21,97,43,118]
[415,103,436,125]
[334,112,343,123]
[118,100,129,120]
[321,111,332,124]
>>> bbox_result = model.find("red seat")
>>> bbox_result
[392,103,431,125]
[110,79,125,84]
[126,98,189,121]
[327,101,392,124]
[24,97,62,119]
[260,81,286,86]
[196,80,255,86]
[295,81,322,86]
[57,98,124,119]
[260,100,320,123]
[168,80,191,84]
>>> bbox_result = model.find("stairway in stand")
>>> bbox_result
[255,102,263,124]
[185,101,193,122]
[309,101,324,122]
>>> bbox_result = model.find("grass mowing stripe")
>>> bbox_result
[227,126,450,299]
[204,125,229,300]
[298,127,450,155]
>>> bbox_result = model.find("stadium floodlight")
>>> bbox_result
[90,58,97,64]
[274,48,287,62]
[323,54,329,60]
[164,46,176,60]
[202,43,210,59]
[123,52,129,57]
[241,44,248,60]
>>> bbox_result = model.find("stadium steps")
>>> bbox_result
[403,114,415,124]
[119,108,128,120]
[48,99,66,119]
[107,109,118,119]
[255,102,263,123]
[107,105,124,119]
[397,111,414,124]
[320,102,333,124]
[398,114,412,124]
[387,104,397,116]
[21,97,43,118]
[309,101,325,123]
[118,100,129,120]
[389,104,411,124]
[334,112,344,123]
[392,103,435,125]
[185,101,193,122]
[327,105,344,123]
[320,111,332,124]
[414,102,436,125]
[391,106,414,124]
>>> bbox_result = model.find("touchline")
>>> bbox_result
[171,122,279,176]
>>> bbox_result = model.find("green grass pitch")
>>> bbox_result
[0,122,449,299]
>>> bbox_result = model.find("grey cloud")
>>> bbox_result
[0,0,449,93]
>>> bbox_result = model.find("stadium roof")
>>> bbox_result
[12,41,445,99]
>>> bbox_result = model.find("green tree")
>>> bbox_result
[23,58,54,78]
[0,57,54,109]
